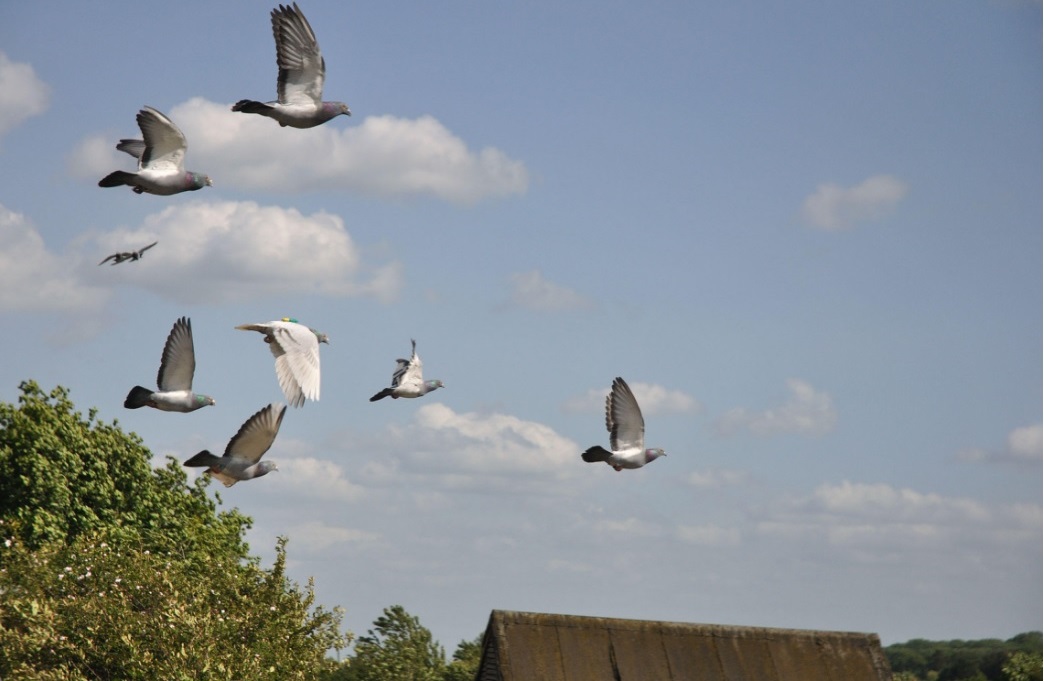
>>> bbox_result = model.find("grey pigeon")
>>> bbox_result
[232,3,351,128]
[98,106,212,195]
[369,339,444,402]
[581,377,666,471]
[236,317,329,407]
[124,316,216,412]
[183,403,286,487]
[98,241,158,266]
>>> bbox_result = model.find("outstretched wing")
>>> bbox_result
[270,321,322,407]
[224,403,287,463]
[271,3,325,107]
[606,377,645,453]
[391,339,424,391]
[157,316,196,392]
[136,106,187,174]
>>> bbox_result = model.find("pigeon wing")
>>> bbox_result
[393,339,424,391]
[137,241,158,257]
[156,317,196,392]
[224,403,287,464]
[115,138,147,163]
[270,322,321,407]
[606,377,645,453]
[271,3,325,107]
[136,106,187,174]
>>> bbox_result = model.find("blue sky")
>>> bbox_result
[0,0,1040,649]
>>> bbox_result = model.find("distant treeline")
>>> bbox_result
[885,632,1041,681]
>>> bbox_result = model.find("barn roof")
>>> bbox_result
[476,610,892,681]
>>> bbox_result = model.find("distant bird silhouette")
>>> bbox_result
[370,339,444,402]
[98,241,158,266]
[581,377,666,471]
[98,106,212,195]
[232,3,351,128]
[184,403,286,487]
[124,316,216,412]
[236,317,329,407]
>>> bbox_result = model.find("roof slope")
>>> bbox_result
[477,610,892,681]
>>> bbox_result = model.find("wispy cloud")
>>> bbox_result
[958,423,1042,465]
[74,200,402,304]
[356,403,583,495]
[0,52,50,144]
[507,270,593,312]
[756,480,1040,558]
[800,174,908,230]
[0,203,108,314]
[69,98,529,204]
[715,379,836,436]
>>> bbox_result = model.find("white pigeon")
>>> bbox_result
[231,3,351,128]
[124,317,216,412]
[98,106,212,195]
[581,377,666,471]
[369,339,444,402]
[236,317,329,408]
[183,403,286,487]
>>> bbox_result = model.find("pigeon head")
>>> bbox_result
[186,172,213,190]
[313,330,330,344]
[645,448,666,463]
[426,380,444,391]
[196,394,216,407]
[324,102,351,118]
[257,461,278,476]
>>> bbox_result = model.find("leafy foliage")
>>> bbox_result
[321,606,481,681]
[0,381,249,559]
[885,633,1042,681]
[0,381,350,679]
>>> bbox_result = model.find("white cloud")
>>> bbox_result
[715,378,836,436]
[0,203,108,313]
[75,200,402,304]
[366,403,582,493]
[283,520,379,553]
[563,381,700,415]
[800,174,908,230]
[686,468,749,489]
[676,523,741,546]
[70,98,529,204]
[958,423,1042,464]
[0,52,50,143]
[756,480,1040,558]
[507,270,593,312]
[276,456,366,502]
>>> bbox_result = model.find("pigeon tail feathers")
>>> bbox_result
[99,171,135,188]
[232,100,274,114]
[581,446,613,463]
[183,450,222,468]
[124,386,154,409]
[369,388,394,402]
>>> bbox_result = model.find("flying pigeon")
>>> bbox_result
[369,339,444,402]
[183,403,286,487]
[581,377,666,471]
[98,106,212,195]
[236,317,329,408]
[124,316,216,412]
[231,3,351,128]
[98,241,158,266]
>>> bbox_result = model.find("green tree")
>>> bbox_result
[337,605,446,681]
[0,381,350,679]
[0,381,248,559]
[442,634,483,681]
[1003,651,1043,681]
